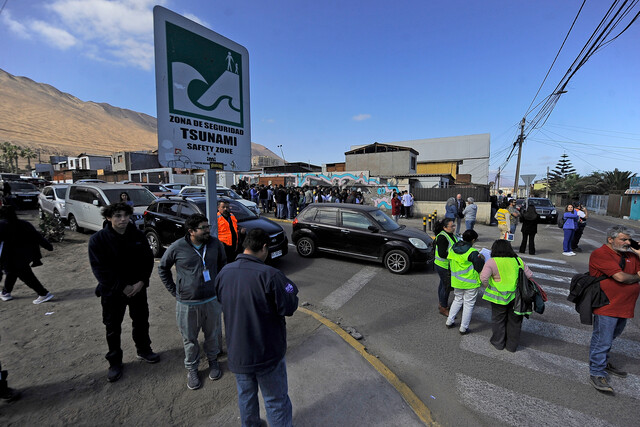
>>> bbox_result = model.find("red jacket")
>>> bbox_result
[391,196,401,215]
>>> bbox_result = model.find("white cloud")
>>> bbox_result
[352,114,371,121]
[2,10,31,39]
[31,20,77,49]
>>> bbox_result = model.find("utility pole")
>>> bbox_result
[495,167,501,195]
[546,166,550,198]
[513,118,525,198]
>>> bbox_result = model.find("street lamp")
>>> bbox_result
[277,145,286,167]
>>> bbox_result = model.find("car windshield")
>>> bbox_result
[529,199,553,207]
[9,182,38,191]
[144,184,168,192]
[54,187,67,198]
[370,209,401,231]
[195,199,256,221]
[103,188,157,206]
[181,187,205,194]
[217,189,242,200]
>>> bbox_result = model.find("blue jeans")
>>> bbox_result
[435,265,451,308]
[589,314,627,377]
[235,357,292,427]
[563,229,575,252]
[276,203,285,218]
[465,220,475,231]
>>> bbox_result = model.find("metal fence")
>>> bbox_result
[412,186,490,202]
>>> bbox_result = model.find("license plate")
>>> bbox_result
[23,199,32,202]
[271,250,282,259]
[540,215,546,219]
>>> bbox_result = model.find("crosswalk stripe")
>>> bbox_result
[459,335,640,400]
[473,307,640,360]
[517,254,569,264]
[526,263,577,274]
[532,272,572,283]
[320,266,378,310]
[541,287,569,297]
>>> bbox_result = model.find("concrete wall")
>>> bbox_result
[345,151,415,176]
[412,201,492,224]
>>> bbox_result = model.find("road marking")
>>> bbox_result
[587,225,606,234]
[517,254,569,264]
[473,307,640,359]
[460,335,640,400]
[579,237,602,248]
[457,374,616,426]
[320,266,379,310]
[540,286,569,297]
[526,263,577,274]
[531,272,573,283]
[298,307,437,426]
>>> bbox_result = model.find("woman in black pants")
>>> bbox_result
[519,204,539,255]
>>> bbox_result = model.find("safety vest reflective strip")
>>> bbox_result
[448,247,480,289]
[434,232,457,269]
[482,257,519,305]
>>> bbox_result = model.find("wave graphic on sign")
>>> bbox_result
[172,62,241,123]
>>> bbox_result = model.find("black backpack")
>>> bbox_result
[557,214,565,228]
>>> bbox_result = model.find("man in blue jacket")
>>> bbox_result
[215,228,299,427]
[88,202,159,383]
[158,213,227,391]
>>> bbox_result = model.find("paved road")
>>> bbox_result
[270,213,640,426]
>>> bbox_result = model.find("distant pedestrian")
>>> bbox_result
[402,191,414,218]
[446,230,485,334]
[215,229,299,427]
[572,203,588,252]
[519,204,539,255]
[508,199,519,234]
[489,195,499,226]
[445,197,457,220]
[120,192,134,207]
[455,194,466,234]
[391,192,401,222]
[480,239,533,352]
[462,197,477,231]
[88,202,159,383]
[562,204,579,256]
[158,214,227,390]
[0,205,54,304]
[495,202,510,239]
[217,200,242,262]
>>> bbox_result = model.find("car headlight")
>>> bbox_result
[551,209,557,215]
[409,237,428,249]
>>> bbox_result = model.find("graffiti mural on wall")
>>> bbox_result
[236,171,400,209]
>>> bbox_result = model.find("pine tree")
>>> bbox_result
[548,153,576,190]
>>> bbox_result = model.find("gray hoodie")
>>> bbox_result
[462,203,478,221]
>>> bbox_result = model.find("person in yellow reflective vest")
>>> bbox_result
[434,218,458,316]
[445,230,485,334]
[495,202,510,239]
[480,239,533,352]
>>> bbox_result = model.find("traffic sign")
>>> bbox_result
[153,6,251,171]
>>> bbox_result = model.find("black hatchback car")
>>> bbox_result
[142,196,288,260]
[292,203,433,274]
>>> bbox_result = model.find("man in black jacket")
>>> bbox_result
[215,228,298,427]
[88,202,159,383]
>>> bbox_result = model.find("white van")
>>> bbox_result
[64,183,157,232]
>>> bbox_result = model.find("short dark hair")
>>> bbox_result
[490,239,517,258]
[442,218,455,228]
[185,213,208,232]
[217,199,229,207]
[0,205,18,222]
[462,229,478,242]
[101,202,133,219]
[243,228,269,252]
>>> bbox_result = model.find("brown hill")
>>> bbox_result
[0,68,281,167]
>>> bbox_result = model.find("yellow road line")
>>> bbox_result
[298,306,439,426]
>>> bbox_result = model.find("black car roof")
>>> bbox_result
[304,203,379,212]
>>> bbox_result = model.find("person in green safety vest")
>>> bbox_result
[445,230,485,334]
[480,239,534,352]
[434,218,458,316]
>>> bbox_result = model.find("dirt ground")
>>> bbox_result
[0,210,319,426]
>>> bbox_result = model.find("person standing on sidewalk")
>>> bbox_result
[158,213,227,391]
[572,203,588,252]
[88,202,159,383]
[0,205,54,304]
[507,199,520,234]
[455,194,466,234]
[445,230,485,334]
[434,218,458,316]
[519,204,539,255]
[391,192,401,222]
[587,225,640,393]
[215,228,299,427]
[495,202,510,239]
[562,204,579,256]
[217,200,242,262]
[462,197,477,231]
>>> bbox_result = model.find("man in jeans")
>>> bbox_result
[587,225,640,393]
[158,214,227,390]
[215,229,298,426]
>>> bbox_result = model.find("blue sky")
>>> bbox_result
[1,0,639,185]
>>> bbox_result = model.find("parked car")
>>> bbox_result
[291,203,433,274]
[524,197,558,223]
[163,183,189,193]
[38,184,69,219]
[3,181,40,209]
[131,182,174,197]
[178,185,260,216]
[142,195,288,260]
[64,183,157,232]
[75,179,107,183]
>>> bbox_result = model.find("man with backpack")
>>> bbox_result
[587,225,640,393]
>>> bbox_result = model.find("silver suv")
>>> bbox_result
[38,184,69,219]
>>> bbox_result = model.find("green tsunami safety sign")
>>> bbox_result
[154,6,251,171]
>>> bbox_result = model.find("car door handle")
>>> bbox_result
[340,229,350,234]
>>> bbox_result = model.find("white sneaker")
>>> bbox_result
[33,293,54,304]
[562,252,572,256]
[1,292,13,301]
[569,252,576,256]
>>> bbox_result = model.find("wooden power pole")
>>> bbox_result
[513,118,525,198]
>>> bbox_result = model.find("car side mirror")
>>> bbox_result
[368,225,379,233]
[46,195,54,200]
[92,200,100,206]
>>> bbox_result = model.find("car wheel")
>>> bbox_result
[38,206,45,219]
[384,249,410,274]
[146,230,162,258]
[68,214,82,233]
[296,237,316,257]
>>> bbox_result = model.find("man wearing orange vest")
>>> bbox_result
[217,200,242,262]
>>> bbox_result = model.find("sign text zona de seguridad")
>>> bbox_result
[169,115,244,134]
